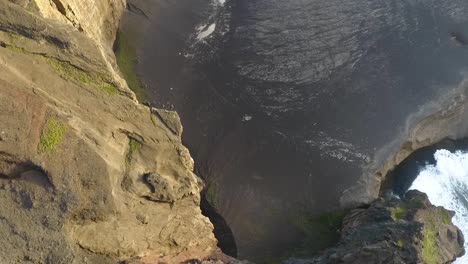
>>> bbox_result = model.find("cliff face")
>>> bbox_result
[288,190,465,264]
[0,0,220,263]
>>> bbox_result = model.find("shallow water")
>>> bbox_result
[131,0,468,260]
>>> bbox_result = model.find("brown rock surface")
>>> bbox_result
[0,0,219,263]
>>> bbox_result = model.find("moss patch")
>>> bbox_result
[205,180,219,208]
[440,209,451,225]
[391,205,407,220]
[26,0,40,13]
[38,118,67,154]
[390,197,424,220]
[126,138,142,164]
[114,30,145,99]
[422,225,438,264]
[46,57,119,95]
[290,210,346,257]
[1,39,118,95]
[421,208,452,264]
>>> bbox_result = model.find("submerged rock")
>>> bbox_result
[287,190,464,264]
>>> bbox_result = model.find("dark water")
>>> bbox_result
[130,0,468,260]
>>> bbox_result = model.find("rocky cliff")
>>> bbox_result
[0,1,465,264]
[287,190,465,264]
[0,0,225,263]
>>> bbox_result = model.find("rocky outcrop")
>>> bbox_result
[0,0,222,263]
[288,190,465,264]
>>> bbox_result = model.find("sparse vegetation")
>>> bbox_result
[397,240,405,248]
[38,118,67,154]
[1,38,118,95]
[421,207,452,264]
[391,205,407,220]
[205,180,219,208]
[46,57,119,94]
[114,30,145,99]
[126,138,142,163]
[390,197,425,220]
[440,209,451,225]
[422,225,438,264]
[26,0,39,13]
[290,210,346,257]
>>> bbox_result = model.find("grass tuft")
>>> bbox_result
[422,226,438,264]
[38,118,67,154]
[421,208,452,264]
[391,205,407,220]
[396,239,405,248]
[46,57,119,95]
[126,138,142,164]
[26,0,40,13]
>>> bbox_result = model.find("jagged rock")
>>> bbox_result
[151,108,184,137]
[286,190,465,264]
[142,172,175,203]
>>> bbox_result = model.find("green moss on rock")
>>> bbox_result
[46,57,118,95]
[114,30,144,99]
[391,205,407,220]
[38,118,67,154]
[26,0,39,13]
[422,225,438,264]
[291,210,346,257]
[1,39,118,95]
[126,138,142,163]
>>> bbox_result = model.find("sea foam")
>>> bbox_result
[410,149,468,263]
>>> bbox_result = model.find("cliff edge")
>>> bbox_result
[0,0,222,263]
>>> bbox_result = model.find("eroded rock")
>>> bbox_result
[0,0,217,262]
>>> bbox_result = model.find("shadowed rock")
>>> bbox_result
[286,190,464,264]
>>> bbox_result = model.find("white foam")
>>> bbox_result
[242,115,253,122]
[197,23,216,40]
[410,149,468,263]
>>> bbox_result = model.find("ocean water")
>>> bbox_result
[410,149,468,263]
[134,0,468,259]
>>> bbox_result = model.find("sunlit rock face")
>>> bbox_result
[0,1,222,263]
[31,0,125,46]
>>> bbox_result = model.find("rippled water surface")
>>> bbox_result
[131,0,468,259]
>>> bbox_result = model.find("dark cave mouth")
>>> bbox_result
[380,137,468,198]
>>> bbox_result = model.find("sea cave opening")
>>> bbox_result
[381,138,468,263]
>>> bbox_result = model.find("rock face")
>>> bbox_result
[287,190,465,264]
[0,0,221,263]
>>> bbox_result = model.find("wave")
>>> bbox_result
[410,149,468,263]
